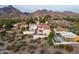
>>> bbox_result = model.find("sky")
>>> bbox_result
[0,5,79,13]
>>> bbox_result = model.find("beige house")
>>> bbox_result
[23,23,51,39]
[34,24,51,39]
[36,24,50,36]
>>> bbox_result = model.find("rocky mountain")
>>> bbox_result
[0,5,79,19]
[0,5,30,19]
[31,9,50,16]
[32,9,79,17]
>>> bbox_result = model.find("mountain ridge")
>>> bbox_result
[0,5,79,19]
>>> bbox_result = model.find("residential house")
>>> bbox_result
[37,24,50,35]
[29,23,37,32]
[23,23,37,35]
[23,22,51,39]
[54,27,79,43]
[34,24,51,39]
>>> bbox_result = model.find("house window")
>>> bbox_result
[44,34,46,35]
[39,30,42,32]
[31,29,34,31]
[56,33,61,37]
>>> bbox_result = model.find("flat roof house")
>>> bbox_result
[59,31,77,39]
[54,27,79,43]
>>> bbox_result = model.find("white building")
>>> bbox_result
[29,24,37,32]
[23,31,35,35]
[23,24,37,35]
[59,31,78,39]
[37,24,50,35]
[54,27,79,43]
[23,23,51,39]
[34,24,51,39]
[33,35,47,40]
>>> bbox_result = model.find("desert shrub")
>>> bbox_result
[54,45,74,52]
[25,17,35,24]
[0,31,6,36]
[6,41,27,52]
[54,45,64,49]
[1,37,10,41]
[28,45,37,50]
[29,39,41,44]
[39,49,49,54]
[16,41,27,48]
[48,32,54,46]
[21,47,26,51]
[13,47,20,53]
[3,52,9,54]
[6,45,15,51]
[36,40,41,44]
[53,51,63,54]
[62,16,76,22]
[72,23,79,35]
[21,35,26,39]
[65,45,74,52]
[0,42,4,46]
[27,35,33,38]
[6,45,20,53]
[0,19,14,29]
[44,37,48,40]
[29,40,36,43]
[40,44,44,48]
[8,39,15,43]
[17,37,23,41]
[30,50,35,54]
[39,49,46,54]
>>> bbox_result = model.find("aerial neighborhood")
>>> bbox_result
[21,19,79,45]
[0,5,79,54]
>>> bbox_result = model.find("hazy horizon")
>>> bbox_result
[0,5,79,13]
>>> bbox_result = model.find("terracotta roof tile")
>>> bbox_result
[38,24,50,29]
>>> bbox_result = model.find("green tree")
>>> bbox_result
[25,17,34,24]
[0,19,13,29]
[63,16,76,22]
[39,17,48,23]
[48,31,54,46]
[44,15,51,20]
[72,23,79,35]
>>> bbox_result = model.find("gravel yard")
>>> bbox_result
[0,29,79,54]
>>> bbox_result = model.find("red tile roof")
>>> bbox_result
[38,24,50,29]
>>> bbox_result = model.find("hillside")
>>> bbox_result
[0,5,30,19]
[32,9,79,17]
[0,5,79,19]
